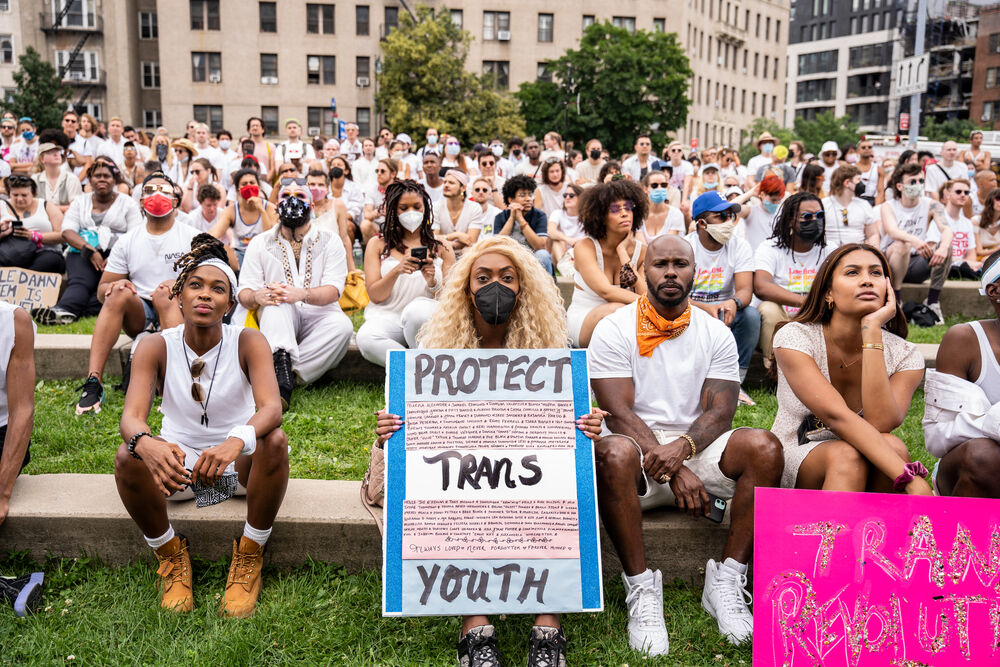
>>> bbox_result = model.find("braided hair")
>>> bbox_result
[170,233,231,299]
[380,179,441,258]
[770,191,823,251]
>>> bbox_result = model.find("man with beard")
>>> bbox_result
[587,234,783,654]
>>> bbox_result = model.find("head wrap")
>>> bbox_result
[446,169,469,187]
[194,258,238,298]
[980,261,1000,296]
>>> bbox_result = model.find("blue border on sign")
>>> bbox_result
[571,349,601,610]
[384,349,407,613]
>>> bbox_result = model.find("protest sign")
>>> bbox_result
[381,349,603,617]
[754,488,1000,665]
[0,267,61,309]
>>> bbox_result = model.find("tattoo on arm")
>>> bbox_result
[930,202,950,227]
[685,379,739,450]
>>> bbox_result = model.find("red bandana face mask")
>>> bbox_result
[239,184,260,200]
[143,192,173,217]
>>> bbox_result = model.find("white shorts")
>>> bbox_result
[165,441,247,502]
[617,429,741,511]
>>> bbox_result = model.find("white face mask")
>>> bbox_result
[398,210,424,232]
[219,139,231,151]
[903,183,924,199]
[491,145,503,157]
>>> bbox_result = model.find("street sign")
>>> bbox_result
[338,119,346,141]
[899,113,910,131]
[893,55,928,98]
[330,97,336,113]
[690,138,699,149]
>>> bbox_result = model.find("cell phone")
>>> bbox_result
[10,218,22,228]
[410,246,428,261]
[705,493,728,523]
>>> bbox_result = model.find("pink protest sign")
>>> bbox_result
[753,488,1000,666]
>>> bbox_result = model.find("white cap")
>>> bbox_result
[395,133,412,144]
[724,186,743,199]
[820,141,839,154]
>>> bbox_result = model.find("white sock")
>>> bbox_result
[144,525,175,550]
[722,558,748,575]
[243,521,272,546]
[625,568,655,587]
[739,367,748,383]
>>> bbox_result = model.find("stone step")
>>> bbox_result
[1,474,725,583]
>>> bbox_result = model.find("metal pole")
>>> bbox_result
[909,0,926,147]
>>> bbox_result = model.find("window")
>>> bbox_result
[194,105,223,133]
[776,20,781,40]
[191,52,222,82]
[356,5,369,35]
[846,102,888,125]
[741,89,746,113]
[76,102,101,119]
[582,15,595,32]
[0,0,8,11]
[798,50,837,75]
[796,78,836,103]
[799,106,833,121]
[356,56,370,80]
[261,107,279,135]
[307,55,335,85]
[755,12,760,36]
[139,12,158,39]
[259,2,276,31]
[849,44,887,68]
[850,16,857,32]
[0,34,10,65]
[483,60,509,89]
[537,62,552,81]
[260,53,278,83]
[56,50,99,81]
[990,33,1000,54]
[307,4,334,33]
[872,12,880,30]
[190,0,220,30]
[753,52,758,76]
[847,72,887,97]
[988,68,998,89]
[356,108,371,137]
[983,101,1000,123]
[307,107,335,136]
[538,13,553,42]
[141,61,160,88]
[860,15,868,32]
[142,110,161,128]
[612,16,636,33]
[56,0,96,28]
[483,11,510,40]
[765,17,770,39]
[384,6,398,34]
[451,9,463,28]
[654,18,665,32]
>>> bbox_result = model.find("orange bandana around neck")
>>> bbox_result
[636,296,692,357]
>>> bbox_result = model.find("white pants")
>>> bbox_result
[356,297,438,367]
[257,302,353,384]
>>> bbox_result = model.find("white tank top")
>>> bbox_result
[888,196,931,242]
[970,321,1000,404]
[860,163,879,198]
[0,302,31,428]
[571,237,643,311]
[19,198,53,234]
[234,200,267,249]
[159,324,255,448]
[363,254,442,319]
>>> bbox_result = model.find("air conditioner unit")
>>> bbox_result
[307,126,320,136]
[357,76,370,87]
[497,30,511,41]
[261,76,278,84]
[715,100,721,107]
[69,70,84,80]
[717,57,724,66]
[742,67,747,74]
[208,73,221,83]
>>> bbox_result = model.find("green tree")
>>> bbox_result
[919,116,986,143]
[791,112,860,155]
[515,22,693,156]
[738,118,796,164]
[377,5,524,146]
[7,47,70,130]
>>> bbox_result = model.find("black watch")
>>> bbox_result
[128,431,151,460]
[730,296,743,311]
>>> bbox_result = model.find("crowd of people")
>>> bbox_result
[1,111,999,667]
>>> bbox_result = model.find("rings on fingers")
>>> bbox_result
[657,473,671,484]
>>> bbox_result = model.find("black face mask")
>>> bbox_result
[330,166,344,179]
[473,281,517,325]
[277,196,311,229]
[797,219,825,245]
[512,149,522,157]
[854,181,867,198]
[589,149,601,161]
[241,142,255,156]
[156,144,168,161]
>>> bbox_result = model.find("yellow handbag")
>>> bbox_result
[339,270,370,314]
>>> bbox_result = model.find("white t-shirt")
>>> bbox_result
[928,210,974,262]
[821,196,877,248]
[685,231,754,303]
[432,198,485,234]
[746,154,771,179]
[277,140,316,164]
[885,197,933,252]
[421,181,444,204]
[668,160,694,190]
[187,205,220,233]
[755,239,830,314]
[550,210,584,240]
[925,161,967,198]
[744,203,778,251]
[588,303,740,433]
[105,221,200,299]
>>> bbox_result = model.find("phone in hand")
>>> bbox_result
[705,493,728,523]
[410,246,428,262]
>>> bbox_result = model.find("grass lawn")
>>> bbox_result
[36,312,367,336]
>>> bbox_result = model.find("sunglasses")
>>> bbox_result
[480,161,495,167]
[7,174,31,186]
[142,183,174,196]
[907,178,925,185]
[190,169,204,175]
[648,182,668,189]
[1,125,14,130]
[190,358,207,402]
[279,168,296,175]
[710,209,737,222]
[563,192,577,199]
[668,148,682,154]
[799,211,825,222]
[473,187,491,193]
[280,177,307,186]
[952,189,970,195]
[375,168,391,174]
[609,201,635,214]
[841,208,849,226]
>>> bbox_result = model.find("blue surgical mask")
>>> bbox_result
[649,188,668,204]
[703,180,719,189]
[762,200,779,214]
[761,142,774,155]
[21,130,35,142]
[969,168,976,179]
[446,143,460,156]
[427,135,438,145]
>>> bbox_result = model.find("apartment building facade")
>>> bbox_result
[971,5,1000,129]
[2,0,788,149]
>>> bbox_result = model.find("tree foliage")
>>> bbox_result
[515,22,693,157]
[377,5,524,145]
[7,47,70,130]
[737,112,860,162]
[919,116,987,143]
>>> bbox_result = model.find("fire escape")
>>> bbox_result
[40,1,102,110]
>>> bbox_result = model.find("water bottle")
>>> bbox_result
[353,239,363,270]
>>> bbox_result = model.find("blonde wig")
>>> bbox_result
[419,235,568,349]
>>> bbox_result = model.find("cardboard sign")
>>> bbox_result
[0,267,61,309]
[382,349,603,617]
[754,488,1000,665]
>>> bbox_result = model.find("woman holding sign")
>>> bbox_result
[374,235,605,667]
[771,243,932,494]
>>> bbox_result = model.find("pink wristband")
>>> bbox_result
[892,461,929,492]
[31,230,43,248]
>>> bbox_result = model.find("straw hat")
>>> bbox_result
[170,138,198,156]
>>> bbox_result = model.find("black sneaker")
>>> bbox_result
[273,349,294,411]
[31,307,76,326]
[75,375,104,415]
[0,572,44,617]
[457,625,502,667]
[527,626,566,667]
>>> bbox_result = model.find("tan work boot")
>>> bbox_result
[220,536,265,618]
[154,535,193,612]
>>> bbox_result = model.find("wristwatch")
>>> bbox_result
[731,296,744,311]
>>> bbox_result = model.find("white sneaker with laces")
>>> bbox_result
[924,300,944,323]
[701,558,753,644]
[621,569,669,656]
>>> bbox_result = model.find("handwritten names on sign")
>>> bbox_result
[0,268,61,309]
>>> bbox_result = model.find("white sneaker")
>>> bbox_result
[924,300,943,323]
[701,558,753,644]
[621,570,669,656]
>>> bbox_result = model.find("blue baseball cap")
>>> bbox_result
[692,191,740,219]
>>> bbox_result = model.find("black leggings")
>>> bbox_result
[55,251,102,318]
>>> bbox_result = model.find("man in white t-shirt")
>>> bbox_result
[688,192,760,404]
[621,135,655,182]
[818,141,840,195]
[192,122,224,173]
[664,141,694,211]
[97,117,129,167]
[276,119,316,171]
[929,178,981,279]
[745,132,777,189]
[76,172,201,415]
[340,123,363,163]
[925,141,968,201]
[589,234,782,653]
[61,110,94,179]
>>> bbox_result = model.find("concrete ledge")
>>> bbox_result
[1,473,725,583]
[35,334,130,380]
